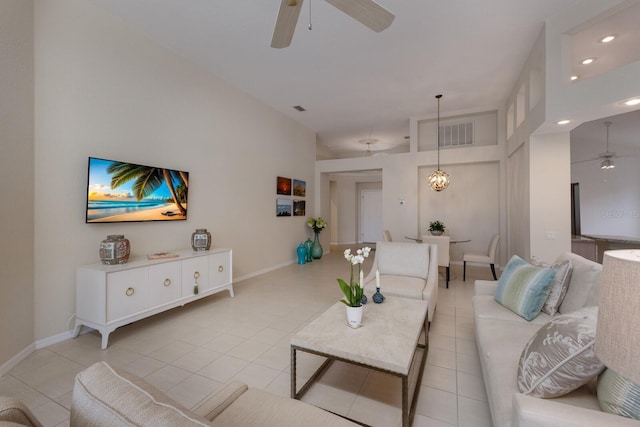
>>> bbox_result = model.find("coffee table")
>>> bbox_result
[291,297,429,427]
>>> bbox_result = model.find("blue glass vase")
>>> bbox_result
[296,244,306,264]
[312,231,323,259]
[304,238,313,262]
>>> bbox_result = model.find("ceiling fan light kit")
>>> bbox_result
[271,0,395,49]
[428,94,451,192]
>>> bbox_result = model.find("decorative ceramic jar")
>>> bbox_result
[430,230,443,236]
[373,287,385,304]
[304,238,313,263]
[99,235,130,265]
[191,229,211,251]
[297,244,306,264]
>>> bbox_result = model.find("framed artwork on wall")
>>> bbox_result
[293,200,306,216]
[276,198,292,216]
[293,179,306,197]
[277,176,292,195]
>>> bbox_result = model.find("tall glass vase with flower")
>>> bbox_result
[307,217,327,259]
[337,247,371,328]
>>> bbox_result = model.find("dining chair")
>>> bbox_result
[420,235,451,288]
[463,234,500,281]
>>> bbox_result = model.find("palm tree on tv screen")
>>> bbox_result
[107,162,188,216]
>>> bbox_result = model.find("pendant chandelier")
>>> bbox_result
[428,94,450,191]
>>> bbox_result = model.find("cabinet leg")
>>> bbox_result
[101,332,110,350]
[72,323,82,338]
[228,286,235,298]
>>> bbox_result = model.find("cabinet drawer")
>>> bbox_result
[149,262,181,307]
[182,256,209,296]
[209,251,231,289]
[107,268,148,321]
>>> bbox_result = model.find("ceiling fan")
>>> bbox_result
[572,121,619,169]
[271,0,395,49]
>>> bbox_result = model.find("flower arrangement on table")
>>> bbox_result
[337,247,372,307]
[428,220,446,235]
[307,217,327,233]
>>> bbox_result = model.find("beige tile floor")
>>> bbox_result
[0,246,496,426]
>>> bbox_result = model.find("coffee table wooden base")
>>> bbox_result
[291,319,429,427]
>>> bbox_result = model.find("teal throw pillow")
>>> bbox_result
[495,255,556,321]
[598,368,640,420]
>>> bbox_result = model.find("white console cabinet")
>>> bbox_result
[74,248,233,349]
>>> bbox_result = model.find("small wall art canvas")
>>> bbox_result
[277,176,292,195]
[293,200,306,216]
[293,179,306,197]
[276,198,292,216]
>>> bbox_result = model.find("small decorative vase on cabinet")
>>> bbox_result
[304,238,313,263]
[99,235,130,265]
[312,231,323,259]
[191,229,211,251]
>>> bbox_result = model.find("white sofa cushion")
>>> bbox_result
[71,362,210,426]
[556,253,602,314]
[375,242,429,279]
[517,307,604,398]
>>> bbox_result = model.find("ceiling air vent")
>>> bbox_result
[439,121,474,147]
[293,105,306,112]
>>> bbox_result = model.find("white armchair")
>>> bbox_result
[421,235,450,288]
[363,242,438,322]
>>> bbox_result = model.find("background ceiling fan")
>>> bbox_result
[271,0,395,49]
[572,121,621,169]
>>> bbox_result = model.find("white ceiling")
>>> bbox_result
[90,0,593,157]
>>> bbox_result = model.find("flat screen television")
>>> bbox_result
[86,157,188,223]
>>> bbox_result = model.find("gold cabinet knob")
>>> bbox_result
[163,278,171,287]
[218,266,224,272]
[125,287,135,296]
[194,271,200,279]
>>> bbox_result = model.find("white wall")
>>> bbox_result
[529,133,572,262]
[418,162,500,262]
[572,157,640,237]
[33,0,316,341]
[317,111,507,267]
[0,0,35,369]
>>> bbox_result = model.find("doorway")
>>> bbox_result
[360,189,383,243]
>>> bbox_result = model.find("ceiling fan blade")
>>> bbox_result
[271,0,303,49]
[571,158,598,165]
[325,0,395,32]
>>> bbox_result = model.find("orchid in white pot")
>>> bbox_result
[337,247,371,327]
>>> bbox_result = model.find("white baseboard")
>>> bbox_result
[233,259,295,283]
[35,330,76,350]
[0,343,35,377]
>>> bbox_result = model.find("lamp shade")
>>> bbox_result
[595,250,640,384]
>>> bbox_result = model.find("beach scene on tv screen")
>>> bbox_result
[87,158,188,223]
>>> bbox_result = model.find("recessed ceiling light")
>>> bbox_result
[624,98,640,106]
[581,57,596,65]
[557,120,571,125]
[570,75,579,81]
[599,34,617,43]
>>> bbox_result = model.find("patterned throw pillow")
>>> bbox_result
[530,257,573,316]
[598,368,640,419]
[518,306,605,398]
[495,255,556,321]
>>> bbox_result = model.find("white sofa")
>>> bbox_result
[363,241,438,322]
[473,252,640,427]
[1,362,358,426]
